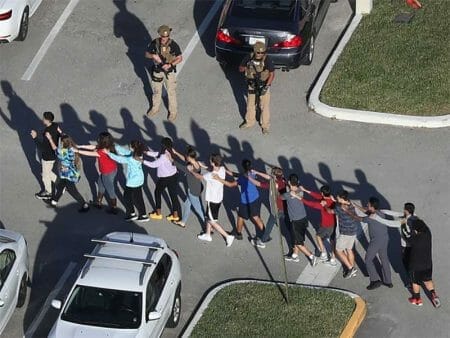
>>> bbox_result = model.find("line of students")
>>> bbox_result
[31,116,440,308]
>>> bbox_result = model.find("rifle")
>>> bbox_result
[248,66,267,116]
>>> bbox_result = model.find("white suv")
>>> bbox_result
[0,229,29,335]
[48,232,182,338]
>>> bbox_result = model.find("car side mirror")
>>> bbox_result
[148,311,162,321]
[51,299,62,310]
[0,299,4,307]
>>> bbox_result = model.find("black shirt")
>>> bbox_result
[240,54,275,72]
[147,39,182,60]
[408,229,433,271]
[36,123,60,161]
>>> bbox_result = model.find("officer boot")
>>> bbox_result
[106,198,118,215]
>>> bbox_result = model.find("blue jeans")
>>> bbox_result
[97,169,117,199]
[181,190,205,224]
[261,210,285,242]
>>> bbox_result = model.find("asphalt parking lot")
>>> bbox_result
[1,0,449,337]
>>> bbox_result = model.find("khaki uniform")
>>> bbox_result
[244,56,271,130]
[147,35,181,120]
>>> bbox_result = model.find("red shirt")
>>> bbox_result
[98,150,117,174]
[259,177,287,212]
[302,191,335,227]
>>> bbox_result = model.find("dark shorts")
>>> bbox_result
[317,226,335,239]
[291,217,308,246]
[238,199,261,220]
[206,202,221,222]
[411,268,433,284]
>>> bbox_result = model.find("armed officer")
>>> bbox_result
[146,25,183,122]
[239,41,275,135]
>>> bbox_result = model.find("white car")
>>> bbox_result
[0,0,42,42]
[49,232,182,338]
[0,229,29,335]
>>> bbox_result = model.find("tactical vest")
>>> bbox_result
[245,53,270,81]
[156,38,176,64]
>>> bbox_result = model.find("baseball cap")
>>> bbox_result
[157,25,172,37]
[253,41,266,53]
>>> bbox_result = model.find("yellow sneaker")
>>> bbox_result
[149,212,163,220]
[166,214,180,222]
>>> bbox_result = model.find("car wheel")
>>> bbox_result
[16,273,28,308]
[16,7,29,41]
[303,35,315,65]
[166,286,181,328]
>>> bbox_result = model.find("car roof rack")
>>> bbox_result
[80,237,160,285]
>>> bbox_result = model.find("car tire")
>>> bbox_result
[166,285,181,328]
[16,273,28,308]
[16,7,29,41]
[302,35,315,65]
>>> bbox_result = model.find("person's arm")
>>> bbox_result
[265,58,275,86]
[251,169,271,181]
[77,144,97,150]
[352,202,367,213]
[372,214,401,228]
[381,209,403,218]
[301,198,322,210]
[239,55,250,73]
[31,130,43,150]
[325,207,336,214]
[77,149,100,157]
[247,175,263,188]
[172,148,186,162]
[143,156,165,168]
[45,132,57,151]
[188,166,204,181]
[114,145,132,156]
[213,174,238,188]
[145,150,159,158]
[106,151,129,164]
[174,161,188,174]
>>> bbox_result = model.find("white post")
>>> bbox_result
[356,0,373,14]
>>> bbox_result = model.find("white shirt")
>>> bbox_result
[203,166,225,203]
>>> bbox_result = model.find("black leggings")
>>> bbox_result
[154,173,180,214]
[124,186,146,216]
[54,178,86,205]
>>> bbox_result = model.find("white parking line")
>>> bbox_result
[24,262,77,338]
[176,0,223,75]
[21,0,80,81]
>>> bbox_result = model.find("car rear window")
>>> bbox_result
[231,0,297,21]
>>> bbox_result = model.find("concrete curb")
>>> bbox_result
[181,279,366,338]
[308,14,450,128]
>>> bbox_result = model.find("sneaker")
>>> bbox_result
[431,293,441,308]
[349,267,357,278]
[251,238,266,248]
[35,191,51,200]
[166,214,180,222]
[78,204,90,213]
[50,200,57,206]
[366,280,382,290]
[383,282,394,288]
[149,212,163,220]
[197,233,212,242]
[310,255,318,267]
[168,113,177,122]
[137,215,149,222]
[324,258,337,266]
[226,235,234,247]
[319,253,328,261]
[284,254,300,263]
[408,297,423,306]
[262,128,269,135]
[146,108,158,117]
[90,200,102,209]
[125,213,138,221]
[235,232,243,240]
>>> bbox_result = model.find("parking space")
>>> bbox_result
[1,0,449,337]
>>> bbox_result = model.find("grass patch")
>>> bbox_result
[320,1,450,116]
[190,283,355,337]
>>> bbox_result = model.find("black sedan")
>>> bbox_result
[215,0,333,70]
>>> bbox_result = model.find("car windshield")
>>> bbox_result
[61,285,142,329]
[231,0,297,21]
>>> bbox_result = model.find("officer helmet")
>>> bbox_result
[158,25,172,37]
[253,41,266,54]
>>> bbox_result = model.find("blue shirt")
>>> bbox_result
[238,174,259,204]
[108,146,144,188]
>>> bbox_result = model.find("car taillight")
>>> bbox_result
[0,10,12,20]
[273,34,302,48]
[216,28,241,45]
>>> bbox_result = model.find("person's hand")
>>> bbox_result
[102,148,109,153]
[57,126,63,134]
[290,191,298,198]
[212,174,220,180]
[187,164,193,172]
[330,195,337,202]
[30,130,37,139]
[300,185,306,192]
[320,200,327,207]
[400,218,407,225]
[45,132,51,140]
[162,63,172,71]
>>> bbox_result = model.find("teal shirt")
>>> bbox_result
[108,146,144,187]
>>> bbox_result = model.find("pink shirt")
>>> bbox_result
[143,151,177,178]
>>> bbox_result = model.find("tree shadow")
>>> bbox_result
[193,0,220,58]
[113,0,152,105]
[23,203,148,336]
[0,81,44,191]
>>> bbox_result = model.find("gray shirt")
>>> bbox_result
[281,192,307,221]
[363,211,390,242]
[175,162,203,196]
